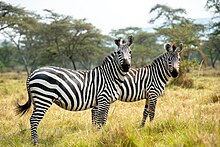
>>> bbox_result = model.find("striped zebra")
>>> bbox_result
[16,36,134,144]
[92,43,183,127]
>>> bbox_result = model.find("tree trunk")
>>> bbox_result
[15,41,30,75]
[22,56,30,75]
[197,42,208,68]
[71,59,77,70]
[209,50,215,68]
[212,49,220,68]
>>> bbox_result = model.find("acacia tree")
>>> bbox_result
[0,41,20,70]
[110,27,141,38]
[203,35,220,68]
[204,0,220,68]
[0,1,27,31]
[149,4,208,67]
[42,10,105,70]
[205,0,220,35]
[1,1,42,74]
[133,32,161,67]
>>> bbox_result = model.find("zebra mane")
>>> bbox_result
[101,52,116,64]
[144,52,167,68]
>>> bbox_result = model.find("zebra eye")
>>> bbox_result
[129,51,131,54]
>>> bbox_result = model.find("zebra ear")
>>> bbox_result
[179,43,183,51]
[176,43,183,52]
[164,43,171,52]
[127,36,134,46]
[115,37,122,47]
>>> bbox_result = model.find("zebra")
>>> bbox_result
[91,43,183,127]
[16,36,134,145]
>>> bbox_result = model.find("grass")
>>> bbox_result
[0,68,219,147]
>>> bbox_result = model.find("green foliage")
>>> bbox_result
[149,4,187,27]
[0,1,27,31]
[205,0,220,35]
[0,4,106,72]
[149,4,210,88]
[169,73,194,88]
[203,35,220,68]
[0,60,5,72]
[110,27,142,38]
[0,2,219,73]
[169,58,198,88]
[0,41,22,69]
[181,58,199,72]
[133,32,162,67]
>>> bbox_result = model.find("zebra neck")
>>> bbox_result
[104,52,126,82]
[100,53,126,99]
[151,57,170,86]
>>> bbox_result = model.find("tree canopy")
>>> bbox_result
[0,1,219,74]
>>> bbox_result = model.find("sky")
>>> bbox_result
[3,0,213,34]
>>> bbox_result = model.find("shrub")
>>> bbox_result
[0,61,5,72]
[169,73,194,88]
[209,93,220,103]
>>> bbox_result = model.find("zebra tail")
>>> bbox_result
[16,90,32,116]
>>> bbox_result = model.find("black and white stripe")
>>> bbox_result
[92,43,183,127]
[16,36,134,144]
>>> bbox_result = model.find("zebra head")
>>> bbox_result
[114,36,133,72]
[165,43,183,78]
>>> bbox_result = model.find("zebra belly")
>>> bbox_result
[119,89,147,102]
[53,97,96,111]
[30,86,96,111]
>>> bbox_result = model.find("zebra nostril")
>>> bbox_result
[123,59,130,66]
[121,59,131,72]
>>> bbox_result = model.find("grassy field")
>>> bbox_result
[0,69,219,147]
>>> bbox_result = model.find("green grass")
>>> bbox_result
[0,69,219,146]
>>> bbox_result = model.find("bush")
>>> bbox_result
[169,73,194,88]
[209,93,220,103]
[0,61,6,72]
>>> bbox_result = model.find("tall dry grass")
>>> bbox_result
[0,69,219,146]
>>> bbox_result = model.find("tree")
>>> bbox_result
[0,40,20,70]
[0,3,118,73]
[133,32,162,67]
[42,10,105,70]
[2,11,42,74]
[203,35,220,68]
[0,1,27,31]
[149,4,187,27]
[0,1,47,74]
[149,4,208,68]
[110,27,141,38]
[205,0,220,35]
[204,0,220,68]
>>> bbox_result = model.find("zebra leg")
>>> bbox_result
[30,99,52,145]
[148,95,158,121]
[140,99,149,127]
[96,99,110,129]
[101,104,110,125]
[91,106,98,126]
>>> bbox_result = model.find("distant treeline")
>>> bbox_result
[0,1,219,74]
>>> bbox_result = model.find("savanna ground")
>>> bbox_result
[0,68,219,147]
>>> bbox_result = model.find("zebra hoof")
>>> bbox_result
[33,139,38,145]
[139,124,145,128]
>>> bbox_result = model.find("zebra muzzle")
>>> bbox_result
[121,59,131,72]
[170,68,179,78]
